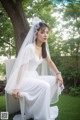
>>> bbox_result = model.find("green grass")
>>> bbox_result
[0,95,6,111]
[53,95,80,120]
[0,94,80,120]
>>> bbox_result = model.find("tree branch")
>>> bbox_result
[1,39,15,48]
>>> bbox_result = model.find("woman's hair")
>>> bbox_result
[36,22,49,58]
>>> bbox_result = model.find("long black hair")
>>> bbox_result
[36,22,49,58]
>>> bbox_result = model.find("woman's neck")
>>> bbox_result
[36,41,42,48]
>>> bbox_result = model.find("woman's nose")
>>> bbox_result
[44,33,48,37]
[44,33,47,37]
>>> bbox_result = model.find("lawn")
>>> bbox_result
[0,94,80,120]
[56,95,80,120]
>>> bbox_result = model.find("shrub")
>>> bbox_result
[69,86,80,96]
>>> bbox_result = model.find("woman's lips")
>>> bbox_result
[43,38,47,40]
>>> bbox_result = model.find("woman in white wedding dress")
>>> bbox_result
[5,19,64,120]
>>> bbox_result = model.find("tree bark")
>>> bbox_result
[0,0,29,54]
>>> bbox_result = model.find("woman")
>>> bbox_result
[5,19,64,120]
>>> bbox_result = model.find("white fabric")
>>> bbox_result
[6,44,63,120]
[13,114,26,120]
[13,106,58,120]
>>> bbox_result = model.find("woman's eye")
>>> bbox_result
[41,31,48,34]
[41,31,44,34]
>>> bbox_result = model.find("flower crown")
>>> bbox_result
[32,17,41,33]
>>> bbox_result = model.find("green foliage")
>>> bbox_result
[49,4,80,88]
[61,39,80,56]
[69,86,80,96]
[63,4,80,38]
[61,39,80,86]
[23,0,56,28]
[48,31,63,57]
[0,0,56,57]
[64,4,80,19]
[0,3,16,57]
[0,63,6,76]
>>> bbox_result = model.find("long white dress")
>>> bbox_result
[6,43,64,120]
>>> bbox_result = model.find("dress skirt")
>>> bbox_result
[19,71,62,120]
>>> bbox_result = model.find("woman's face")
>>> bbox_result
[36,27,49,43]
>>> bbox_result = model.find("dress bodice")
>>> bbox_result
[28,55,43,71]
[25,44,43,71]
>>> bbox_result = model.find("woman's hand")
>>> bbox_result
[12,89,20,99]
[56,74,63,86]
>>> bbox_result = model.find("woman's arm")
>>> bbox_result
[45,55,63,85]
[45,56,60,74]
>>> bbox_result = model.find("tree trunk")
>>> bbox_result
[0,0,29,54]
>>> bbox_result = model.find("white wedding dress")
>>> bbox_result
[6,43,64,120]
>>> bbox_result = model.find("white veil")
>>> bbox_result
[5,17,55,94]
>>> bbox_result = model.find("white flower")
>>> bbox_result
[32,17,41,25]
